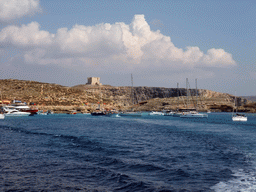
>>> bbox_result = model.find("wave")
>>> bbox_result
[211,168,256,192]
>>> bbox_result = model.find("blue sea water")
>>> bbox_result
[1,113,256,192]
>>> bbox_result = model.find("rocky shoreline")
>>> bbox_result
[1,79,255,113]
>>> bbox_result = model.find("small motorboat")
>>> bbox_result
[91,111,106,116]
[232,114,247,122]
[180,111,208,118]
[149,111,164,116]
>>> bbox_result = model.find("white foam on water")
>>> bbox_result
[211,168,256,192]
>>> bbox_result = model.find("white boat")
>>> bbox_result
[0,113,5,119]
[9,100,38,114]
[149,111,164,116]
[180,111,208,118]
[105,110,120,117]
[164,111,174,116]
[232,114,247,121]
[47,110,54,115]
[119,112,142,117]
[180,78,208,118]
[173,112,183,117]
[2,107,30,116]
[37,110,48,115]
[83,112,91,115]
[106,113,120,117]
[232,93,247,122]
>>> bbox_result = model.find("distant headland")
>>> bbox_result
[0,78,255,113]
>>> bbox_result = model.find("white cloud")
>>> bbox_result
[0,22,53,47]
[0,0,40,22]
[0,14,236,70]
[202,48,236,67]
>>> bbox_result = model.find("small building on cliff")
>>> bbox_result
[86,77,102,85]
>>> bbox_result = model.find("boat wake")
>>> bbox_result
[211,168,256,192]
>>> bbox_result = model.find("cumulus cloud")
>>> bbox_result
[0,22,53,47]
[0,14,236,70]
[202,48,236,66]
[0,0,40,22]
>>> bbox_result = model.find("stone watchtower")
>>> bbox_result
[86,77,102,85]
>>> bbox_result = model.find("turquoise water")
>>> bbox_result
[1,113,256,191]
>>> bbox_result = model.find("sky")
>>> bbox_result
[0,0,255,96]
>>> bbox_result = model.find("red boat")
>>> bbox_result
[9,100,38,115]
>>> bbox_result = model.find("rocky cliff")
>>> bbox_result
[0,79,255,113]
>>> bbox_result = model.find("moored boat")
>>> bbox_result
[149,111,164,116]
[164,111,174,116]
[232,94,247,122]
[91,111,106,116]
[180,111,208,118]
[6,100,38,115]
[67,110,77,115]
[119,112,142,117]
[105,110,120,117]
[0,113,5,119]
[232,113,247,122]
[173,112,183,117]
[2,107,31,116]
[105,113,120,117]
[180,78,208,119]
[37,110,48,115]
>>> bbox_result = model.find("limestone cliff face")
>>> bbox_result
[0,79,254,113]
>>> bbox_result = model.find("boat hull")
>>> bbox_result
[119,112,141,117]
[91,112,106,116]
[5,112,31,116]
[149,111,164,116]
[105,113,120,117]
[232,116,247,121]
[180,112,208,118]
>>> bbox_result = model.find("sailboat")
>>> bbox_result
[0,91,5,119]
[164,83,182,117]
[180,78,208,118]
[119,74,142,117]
[232,94,247,121]
[91,86,106,116]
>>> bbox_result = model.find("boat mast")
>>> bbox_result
[131,73,134,105]
[186,78,189,108]
[195,78,198,110]
[234,91,237,114]
[177,83,179,101]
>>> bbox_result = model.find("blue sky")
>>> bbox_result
[0,0,255,96]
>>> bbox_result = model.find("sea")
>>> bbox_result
[1,112,256,192]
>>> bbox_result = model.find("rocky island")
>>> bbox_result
[0,79,255,113]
